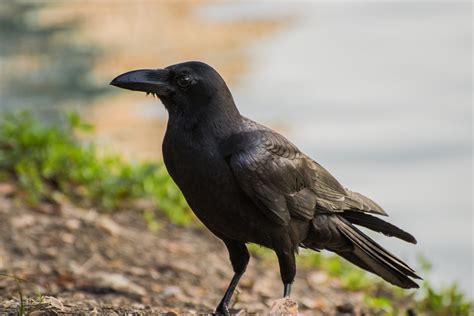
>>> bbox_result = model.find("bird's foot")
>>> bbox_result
[214,302,230,316]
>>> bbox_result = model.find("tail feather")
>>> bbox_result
[341,210,417,244]
[335,217,421,289]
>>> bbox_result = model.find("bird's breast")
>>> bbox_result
[162,129,260,240]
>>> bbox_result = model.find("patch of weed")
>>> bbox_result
[0,111,192,226]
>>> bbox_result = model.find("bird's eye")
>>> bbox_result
[177,76,191,88]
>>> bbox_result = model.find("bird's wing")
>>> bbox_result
[307,159,386,216]
[220,130,386,226]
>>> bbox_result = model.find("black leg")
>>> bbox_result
[215,239,250,316]
[215,271,244,315]
[283,283,292,297]
[276,246,296,298]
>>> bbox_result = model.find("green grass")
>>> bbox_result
[298,250,473,315]
[252,245,472,315]
[412,256,473,316]
[0,111,193,226]
[0,273,28,315]
[298,249,374,291]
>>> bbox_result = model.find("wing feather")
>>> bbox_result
[221,129,386,225]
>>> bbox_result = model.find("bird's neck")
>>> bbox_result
[167,98,242,140]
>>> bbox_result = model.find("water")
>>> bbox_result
[202,2,473,295]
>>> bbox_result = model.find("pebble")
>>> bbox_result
[336,302,355,315]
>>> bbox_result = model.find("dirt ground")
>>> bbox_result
[0,183,399,315]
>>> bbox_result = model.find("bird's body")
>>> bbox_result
[163,116,262,242]
[111,61,421,315]
[163,115,308,247]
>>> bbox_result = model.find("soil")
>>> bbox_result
[0,183,390,315]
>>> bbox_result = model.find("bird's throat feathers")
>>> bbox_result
[165,92,241,138]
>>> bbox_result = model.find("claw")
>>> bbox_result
[214,302,230,316]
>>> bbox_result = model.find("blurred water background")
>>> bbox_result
[0,1,471,296]
[203,1,472,296]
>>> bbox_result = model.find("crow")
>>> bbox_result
[111,61,421,314]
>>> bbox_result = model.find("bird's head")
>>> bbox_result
[110,61,236,117]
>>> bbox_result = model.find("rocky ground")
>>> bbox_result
[0,183,401,315]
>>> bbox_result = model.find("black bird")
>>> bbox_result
[111,61,421,314]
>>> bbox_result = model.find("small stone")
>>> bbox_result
[0,182,15,196]
[2,300,17,308]
[128,266,148,276]
[97,215,122,236]
[300,296,320,309]
[307,271,329,287]
[11,214,35,228]
[269,297,298,316]
[151,283,162,293]
[162,285,183,299]
[141,296,151,305]
[87,272,147,296]
[65,218,81,230]
[61,232,75,244]
[336,302,355,315]
[43,296,64,311]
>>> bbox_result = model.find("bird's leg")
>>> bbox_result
[283,283,292,297]
[215,239,250,316]
[276,246,296,298]
[215,271,244,315]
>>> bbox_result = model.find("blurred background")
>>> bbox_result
[0,0,471,302]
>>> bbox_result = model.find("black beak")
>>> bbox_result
[110,69,174,96]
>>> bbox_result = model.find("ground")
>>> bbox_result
[0,183,400,315]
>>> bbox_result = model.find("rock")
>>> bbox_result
[336,302,355,315]
[29,311,49,316]
[11,214,35,228]
[43,296,65,311]
[300,296,324,309]
[162,285,184,300]
[87,272,147,296]
[307,271,329,288]
[131,303,146,310]
[269,297,299,316]
[97,216,123,236]
[61,232,76,244]
[0,182,15,197]
[65,218,81,230]
[2,300,17,308]
[34,202,59,214]
[172,260,202,277]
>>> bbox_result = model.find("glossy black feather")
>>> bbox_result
[341,210,417,244]
[112,61,421,303]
